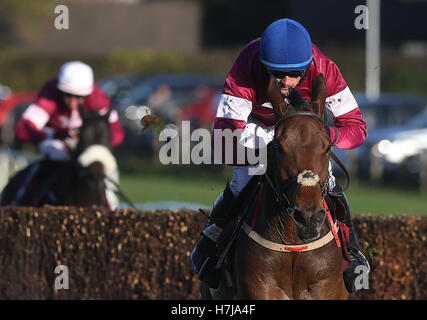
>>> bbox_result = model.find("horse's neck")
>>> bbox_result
[77,117,112,154]
[262,180,302,245]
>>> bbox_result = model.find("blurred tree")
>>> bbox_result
[0,0,54,46]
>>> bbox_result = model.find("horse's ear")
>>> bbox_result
[268,76,288,119]
[311,73,328,116]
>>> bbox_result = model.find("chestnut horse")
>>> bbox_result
[203,74,348,300]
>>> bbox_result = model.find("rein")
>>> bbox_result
[104,175,136,209]
[274,111,325,131]
[242,174,341,253]
[264,172,328,224]
[218,112,352,260]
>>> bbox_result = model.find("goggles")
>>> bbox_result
[268,69,306,79]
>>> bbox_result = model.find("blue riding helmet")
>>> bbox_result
[259,18,313,71]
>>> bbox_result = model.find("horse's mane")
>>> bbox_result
[284,89,312,114]
[270,89,313,159]
[76,110,112,155]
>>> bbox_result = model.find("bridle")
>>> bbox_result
[214,113,348,265]
[265,170,329,219]
[267,111,348,222]
[273,111,329,135]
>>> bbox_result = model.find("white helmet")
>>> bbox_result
[57,61,94,96]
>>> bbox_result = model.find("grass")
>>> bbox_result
[118,168,427,216]
[344,181,427,216]
[119,172,224,206]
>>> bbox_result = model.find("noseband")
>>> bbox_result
[265,170,329,222]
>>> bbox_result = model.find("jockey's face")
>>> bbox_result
[268,69,305,96]
[61,92,86,111]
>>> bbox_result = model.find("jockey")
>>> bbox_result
[14,61,125,208]
[191,19,370,292]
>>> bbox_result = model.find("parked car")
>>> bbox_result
[353,92,426,129]
[331,92,426,180]
[96,73,150,106]
[357,109,427,184]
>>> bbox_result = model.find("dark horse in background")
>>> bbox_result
[0,107,117,208]
[203,74,348,299]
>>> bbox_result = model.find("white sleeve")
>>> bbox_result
[325,86,359,117]
[215,94,252,122]
[22,104,50,129]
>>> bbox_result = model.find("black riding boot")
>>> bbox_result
[332,191,370,293]
[190,184,236,289]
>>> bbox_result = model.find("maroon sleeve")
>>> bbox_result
[212,41,259,165]
[15,119,47,143]
[311,45,367,149]
[329,108,367,149]
[34,78,60,114]
[222,41,257,102]
[15,79,59,143]
[109,120,125,147]
[84,84,111,111]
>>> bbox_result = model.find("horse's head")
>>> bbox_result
[75,106,113,156]
[269,74,332,242]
